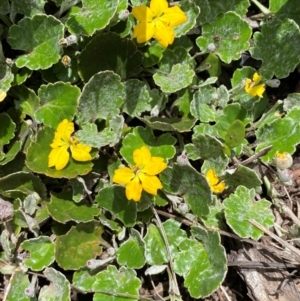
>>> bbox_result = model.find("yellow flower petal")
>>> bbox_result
[251,83,265,98]
[211,182,225,194]
[54,119,74,143]
[133,146,152,167]
[154,21,174,47]
[132,5,153,22]
[138,173,162,195]
[70,144,92,162]
[205,169,225,194]
[160,6,188,27]
[126,176,143,201]
[244,73,265,98]
[150,0,168,17]
[50,137,69,148]
[0,91,7,102]
[48,145,70,170]
[142,158,167,176]
[205,169,219,186]
[113,167,135,185]
[252,72,261,84]
[133,21,155,43]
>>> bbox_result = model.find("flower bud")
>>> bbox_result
[178,203,189,214]
[274,151,293,170]
[277,168,293,185]
[61,55,71,67]
[86,259,105,269]
[24,274,37,298]
[107,247,115,257]
[24,286,35,298]
[265,79,280,88]
[59,35,78,47]
[150,105,159,117]
[119,9,129,20]
[176,152,189,166]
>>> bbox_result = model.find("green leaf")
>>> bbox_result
[120,126,176,165]
[35,82,80,129]
[256,117,300,162]
[283,93,300,112]
[201,198,226,230]
[73,266,141,300]
[77,115,124,148]
[123,79,152,117]
[153,63,195,93]
[39,268,70,301]
[185,134,228,174]
[250,19,300,79]
[174,0,200,37]
[223,165,262,190]
[0,0,9,15]
[0,113,15,147]
[96,186,137,227]
[0,63,14,92]
[11,0,45,19]
[93,266,141,301]
[140,116,197,133]
[76,123,115,148]
[11,85,39,118]
[144,219,187,265]
[77,71,125,124]
[196,12,252,64]
[25,127,93,178]
[158,46,194,74]
[0,171,46,199]
[161,164,212,217]
[203,53,221,77]
[47,191,99,223]
[224,120,245,150]
[173,227,227,298]
[190,86,218,122]
[0,141,22,166]
[195,0,250,24]
[117,229,145,269]
[55,222,103,270]
[21,236,55,271]
[224,186,274,240]
[143,42,164,68]
[270,0,300,27]
[8,15,64,70]
[66,0,119,36]
[78,33,142,82]
[6,271,32,301]
[214,103,249,138]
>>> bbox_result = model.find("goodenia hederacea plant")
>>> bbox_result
[250,19,300,79]
[270,0,300,27]
[66,0,119,36]
[196,12,252,64]
[224,186,274,240]
[8,15,64,70]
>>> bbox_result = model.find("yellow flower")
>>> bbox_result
[205,169,225,194]
[244,72,266,98]
[0,90,6,102]
[113,146,167,202]
[48,119,92,171]
[132,0,187,48]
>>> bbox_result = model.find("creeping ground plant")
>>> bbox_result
[1,0,300,300]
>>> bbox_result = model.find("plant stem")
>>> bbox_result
[152,206,182,299]
[250,0,271,15]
